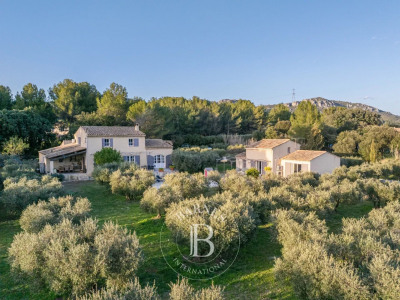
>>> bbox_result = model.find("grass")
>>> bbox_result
[0,181,375,299]
[63,181,294,299]
[325,201,374,233]
[216,162,235,173]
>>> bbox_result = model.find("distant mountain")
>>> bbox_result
[264,97,400,125]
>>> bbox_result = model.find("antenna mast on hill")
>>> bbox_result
[292,88,296,102]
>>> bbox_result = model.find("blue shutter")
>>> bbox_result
[78,137,81,145]
[102,138,105,148]
[134,138,139,147]
[123,156,128,162]
[110,138,113,148]
[147,155,154,167]
[166,154,172,167]
[135,155,140,166]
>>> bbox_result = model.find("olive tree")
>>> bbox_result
[19,195,91,233]
[1,175,63,215]
[77,278,159,300]
[140,186,174,218]
[169,278,224,300]
[9,218,142,297]
[165,192,256,254]
[92,162,130,185]
[110,166,155,201]
[273,203,400,299]
[163,172,208,199]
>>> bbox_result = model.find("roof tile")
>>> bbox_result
[280,150,328,161]
[81,126,146,137]
[246,139,291,149]
[145,139,173,148]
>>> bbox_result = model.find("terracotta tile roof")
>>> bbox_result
[39,144,86,159]
[80,126,146,137]
[280,150,327,161]
[246,139,291,149]
[145,139,173,148]
[235,152,246,158]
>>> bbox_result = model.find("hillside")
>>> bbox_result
[264,97,400,125]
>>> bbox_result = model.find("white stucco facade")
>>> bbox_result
[236,139,301,175]
[281,151,340,177]
[236,139,340,177]
[39,126,173,177]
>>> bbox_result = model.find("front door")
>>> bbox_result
[154,154,166,169]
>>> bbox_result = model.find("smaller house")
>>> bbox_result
[236,139,301,175]
[280,150,340,176]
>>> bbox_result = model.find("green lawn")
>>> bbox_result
[216,162,235,173]
[0,181,375,299]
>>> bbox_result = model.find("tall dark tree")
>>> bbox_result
[50,79,99,121]
[97,83,129,124]
[14,83,46,109]
[267,104,291,125]
[14,83,57,124]
[0,109,54,154]
[0,85,13,109]
[322,107,382,132]
[289,101,321,145]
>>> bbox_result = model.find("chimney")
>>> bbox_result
[135,123,139,131]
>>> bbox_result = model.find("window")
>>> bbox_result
[155,155,165,163]
[104,139,110,147]
[129,138,139,147]
[287,147,291,154]
[124,155,139,164]
[294,163,302,173]
[78,137,81,145]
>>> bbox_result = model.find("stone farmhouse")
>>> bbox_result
[39,125,173,178]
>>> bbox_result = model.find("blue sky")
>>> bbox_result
[0,1,399,113]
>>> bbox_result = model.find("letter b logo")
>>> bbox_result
[189,224,214,257]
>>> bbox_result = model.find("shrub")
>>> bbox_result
[94,148,123,165]
[274,203,400,299]
[19,195,91,233]
[140,172,208,217]
[165,192,256,254]
[340,156,363,167]
[77,278,160,300]
[245,168,259,178]
[92,162,130,185]
[0,157,39,180]
[171,149,220,173]
[169,278,224,300]
[0,175,63,215]
[220,170,264,195]
[77,277,224,300]
[110,166,155,201]
[50,173,65,182]
[2,136,29,156]
[140,186,174,217]
[206,170,222,184]
[163,172,208,199]
[9,218,142,297]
